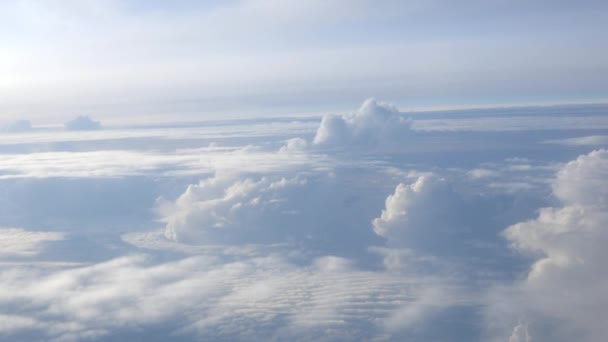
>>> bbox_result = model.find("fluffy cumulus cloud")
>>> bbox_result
[373,175,459,248]
[371,173,530,261]
[487,149,608,341]
[64,116,102,131]
[312,98,412,148]
[162,175,309,244]
[160,172,383,255]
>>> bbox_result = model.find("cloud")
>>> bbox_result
[2,120,32,133]
[0,251,464,341]
[467,168,501,179]
[161,175,309,244]
[2,100,603,341]
[64,116,102,131]
[0,145,329,179]
[312,98,412,148]
[544,135,608,146]
[0,228,64,257]
[0,119,317,148]
[508,322,531,342]
[278,137,308,153]
[413,115,608,132]
[552,149,608,206]
[487,149,608,341]
[160,172,382,255]
[372,174,507,258]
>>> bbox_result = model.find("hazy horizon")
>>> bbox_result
[2,0,608,122]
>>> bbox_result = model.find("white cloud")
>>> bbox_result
[0,120,317,146]
[0,315,43,335]
[312,98,412,147]
[278,137,308,153]
[552,149,608,206]
[488,149,608,341]
[64,116,101,131]
[159,171,381,253]
[467,168,500,179]
[0,146,329,179]
[0,251,462,341]
[161,175,309,244]
[544,135,608,146]
[0,228,64,257]
[372,175,464,252]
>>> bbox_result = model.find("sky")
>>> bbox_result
[1,0,608,122]
[1,2,608,342]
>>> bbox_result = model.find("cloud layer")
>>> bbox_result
[0,251,464,341]
[0,102,606,341]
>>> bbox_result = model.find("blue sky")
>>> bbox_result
[1,0,607,122]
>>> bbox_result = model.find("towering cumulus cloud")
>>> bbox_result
[373,175,456,245]
[64,116,102,131]
[313,98,411,147]
[371,174,516,259]
[490,149,608,341]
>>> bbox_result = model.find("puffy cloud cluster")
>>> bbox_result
[312,98,412,147]
[64,116,102,131]
[161,173,382,253]
[489,149,608,341]
[162,176,309,244]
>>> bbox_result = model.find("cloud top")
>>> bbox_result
[489,149,608,341]
[313,98,411,147]
[64,116,102,131]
